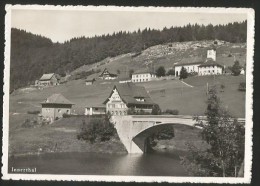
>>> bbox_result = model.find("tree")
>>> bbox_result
[231,60,242,76]
[238,82,246,91]
[156,66,166,77]
[179,66,188,79]
[129,69,134,78]
[182,87,245,177]
[151,104,161,115]
[166,69,175,76]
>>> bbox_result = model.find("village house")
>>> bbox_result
[198,59,224,76]
[85,105,106,115]
[174,48,224,76]
[131,71,157,83]
[85,78,95,85]
[35,73,60,86]
[103,83,156,115]
[174,62,202,77]
[99,68,118,80]
[40,93,74,122]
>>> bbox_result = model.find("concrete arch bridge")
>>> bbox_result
[112,115,245,154]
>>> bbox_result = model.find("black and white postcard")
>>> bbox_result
[2,5,254,183]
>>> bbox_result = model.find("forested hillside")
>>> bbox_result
[10,21,246,91]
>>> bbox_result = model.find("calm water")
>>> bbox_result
[8,151,188,176]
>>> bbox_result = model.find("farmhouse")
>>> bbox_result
[85,105,106,115]
[198,59,224,76]
[35,73,60,86]
[40,93,74,122]
[104,83,156,115]
[132,71,156,83]
[99,68,118,80]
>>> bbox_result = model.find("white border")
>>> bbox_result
[2,5,255,183]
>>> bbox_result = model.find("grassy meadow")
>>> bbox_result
[9,116,127,156]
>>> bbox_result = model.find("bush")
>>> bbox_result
[77,114,117,143]
[156,66,166,77]
[63,113,71,118]
[219,84,225,92]
[27,110,40,115]
[166,69,175,76]
[231,60,242,76]
[21,118,38,128]
[165,109,179,115]
[188,71,198,77]
[238,82,246,91]
[228,53,232,57]
[151,104,161,115]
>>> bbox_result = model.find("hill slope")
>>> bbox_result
[10,21,246,90]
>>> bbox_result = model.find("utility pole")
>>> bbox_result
[206,82,209,95]
[181,79,183,95]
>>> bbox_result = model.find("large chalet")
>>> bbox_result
[103,83,156,115]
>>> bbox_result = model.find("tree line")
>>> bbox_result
[10,21,246,91]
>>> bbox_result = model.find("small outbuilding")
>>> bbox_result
[85,78,95,85]
[41,93,74,122]
[240,68,245,75]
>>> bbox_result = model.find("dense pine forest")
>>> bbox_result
[10,21,246,91]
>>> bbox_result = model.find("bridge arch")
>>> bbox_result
[132,123,197,153]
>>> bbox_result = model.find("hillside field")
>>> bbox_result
[8,74,245,156]
[9,75,245,130]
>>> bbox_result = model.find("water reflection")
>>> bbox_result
[9,151,188,176]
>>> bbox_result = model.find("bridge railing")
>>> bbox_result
[130,115,245,124]
[131,115,205,120]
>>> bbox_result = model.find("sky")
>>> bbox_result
[11,8,247,43]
